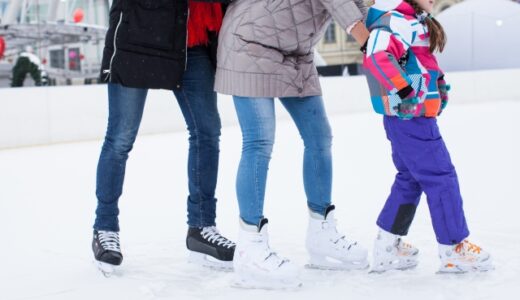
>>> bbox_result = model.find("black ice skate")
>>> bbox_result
[92,230,123,277]
[186,226,235,271]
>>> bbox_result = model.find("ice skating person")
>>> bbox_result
[215,0,371,289]
[11,46,45,87]
[92,0,235,276]
[362,0,493,274]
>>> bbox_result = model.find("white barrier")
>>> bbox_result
[1,69,519,149]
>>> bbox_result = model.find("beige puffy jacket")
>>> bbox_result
[215,0,368,98]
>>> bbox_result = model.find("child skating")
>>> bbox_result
[362,0,493,274]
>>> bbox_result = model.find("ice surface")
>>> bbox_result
[1,100,519,300]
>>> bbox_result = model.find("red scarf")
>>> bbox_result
[187,1,223,48]
[0,36,5,59]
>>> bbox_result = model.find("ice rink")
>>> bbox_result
[1,99,519,300]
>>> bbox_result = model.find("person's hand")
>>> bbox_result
[394,91,419,120]
[438,78,450,114]
[350,21,370,47]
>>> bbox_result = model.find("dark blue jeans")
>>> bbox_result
[377,116,469,245]
[94,47,221,231]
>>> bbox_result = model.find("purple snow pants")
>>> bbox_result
[377,116,469,245]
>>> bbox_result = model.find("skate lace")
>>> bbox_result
[201,226,236,249]
[263,250,289,267]
[333,235,358,250]
[325,219,357,250]
[455,240,481,254]
[98,231,121,252]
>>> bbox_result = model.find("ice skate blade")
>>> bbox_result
[188,251,233,272]
[369,264,418,274]
[306,255,369,271]
[94,260,118,278]
[305,261,369,271]
[231,277,303,290]
[436,263,494,274]
[370,259,418,274]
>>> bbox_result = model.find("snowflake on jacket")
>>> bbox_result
[363,0,449,119]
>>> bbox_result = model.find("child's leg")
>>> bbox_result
[384,116,469,245]
[376,148,422,236]
[373,122,422,272]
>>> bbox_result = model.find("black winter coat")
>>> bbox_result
[100,0,231,90]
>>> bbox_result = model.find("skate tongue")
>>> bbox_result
[239,218,269,233]
[309,205,336,220]
[324,205,336,219]
[258,218,269,232]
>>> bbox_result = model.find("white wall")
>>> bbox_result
[1,69,519,149]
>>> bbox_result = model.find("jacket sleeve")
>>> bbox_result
[362,16,418,99]
[320,0,368,30]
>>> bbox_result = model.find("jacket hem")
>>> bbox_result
[215,68,322,98]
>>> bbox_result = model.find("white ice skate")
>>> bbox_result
[232,219,302,290]
[305,206,369,270]
[437,240,493,274]
[370,229,419,273]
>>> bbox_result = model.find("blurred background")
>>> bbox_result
[0,0,110,87]
[0,0,519,87]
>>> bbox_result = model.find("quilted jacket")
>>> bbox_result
[215,0,368,98]
[362,0,447,118]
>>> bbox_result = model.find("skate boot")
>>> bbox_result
[186,226,235,271]
[438,240,493,273]
[92,230,123,277]
[371,229,419,273]
[305,205,369,270]
[232,218,302,290]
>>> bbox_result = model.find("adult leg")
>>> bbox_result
[177,47,234,268]
[29,63,42,86]
[281,96,367,269]
[279,96,332,216]
[233,96,276,226]
[94,83,147,232]
[11,58,28,87]
[173,46,221,228]
[233,97,301,288]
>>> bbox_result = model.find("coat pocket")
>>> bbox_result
[126,0,178,51]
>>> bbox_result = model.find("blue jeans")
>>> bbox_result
[233,96,333,226]
[94,47,221,231]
